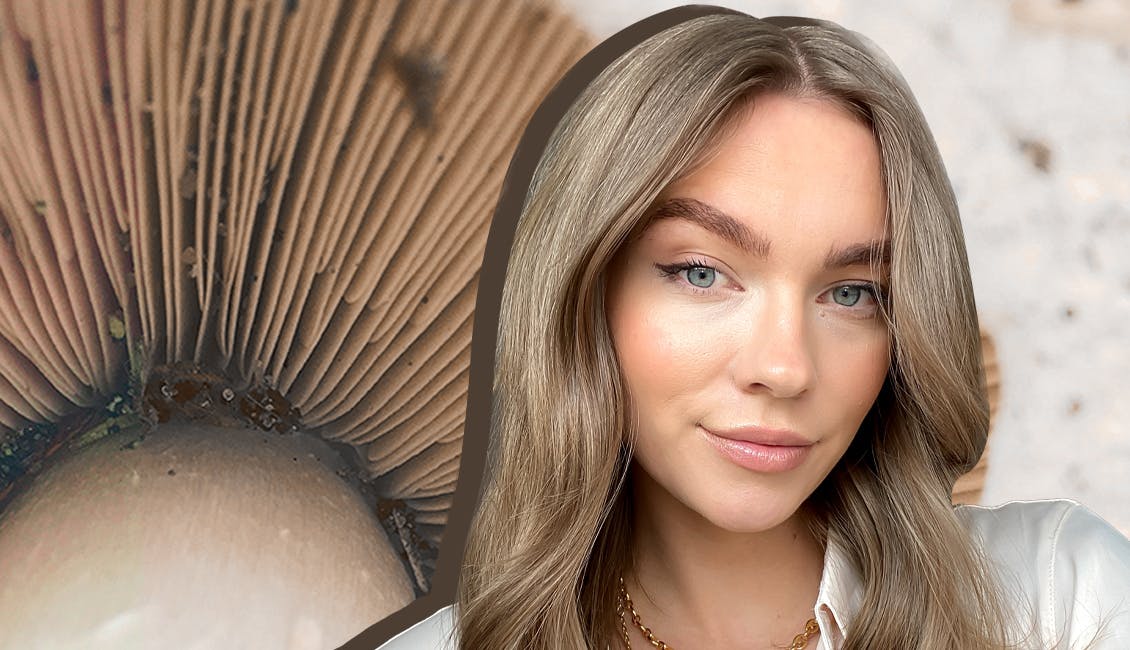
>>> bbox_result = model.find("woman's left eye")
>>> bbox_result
[832,285,864,306]
[824,283,885,309]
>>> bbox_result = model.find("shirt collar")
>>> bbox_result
[813,533,865,649]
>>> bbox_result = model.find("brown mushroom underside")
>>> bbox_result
[0,0,594,593]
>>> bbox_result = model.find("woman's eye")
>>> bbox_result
[832,285,863,306]
[825,283,885,310]
[685,266,716,288]
[655,260,722,291]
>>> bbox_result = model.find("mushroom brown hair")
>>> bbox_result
[458,12,1019,650]
[0,0,590,647]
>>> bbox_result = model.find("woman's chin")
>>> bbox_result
[693,496,806,536]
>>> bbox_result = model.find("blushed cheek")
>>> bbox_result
[611,297,668,401]
[610,292,718,406]
[833,334,890,417]
[612,298,698,474]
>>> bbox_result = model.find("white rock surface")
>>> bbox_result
[556,0,1130,534]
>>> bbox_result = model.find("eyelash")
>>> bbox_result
[654,259,889,311]
[828,283,889,314]
[655,258,720,295]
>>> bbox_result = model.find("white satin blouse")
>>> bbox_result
[376,499,1130,649]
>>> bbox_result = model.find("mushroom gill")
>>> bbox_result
[0,0,591,647]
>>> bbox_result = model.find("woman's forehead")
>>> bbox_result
[639,197,890,267]
[634,94,887,251]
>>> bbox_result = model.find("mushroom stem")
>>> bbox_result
[0,420,414,650]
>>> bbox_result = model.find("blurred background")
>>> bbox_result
[557,0,1130,534]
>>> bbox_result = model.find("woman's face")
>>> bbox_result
[605,92,890,533]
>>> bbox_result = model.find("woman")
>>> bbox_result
[380,9,1130,650]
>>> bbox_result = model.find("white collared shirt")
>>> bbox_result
[377,499,1130,649]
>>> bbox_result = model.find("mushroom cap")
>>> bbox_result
[0,0,592,595]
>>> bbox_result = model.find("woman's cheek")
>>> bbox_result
[815,325,890,419]
[616,291,727,391]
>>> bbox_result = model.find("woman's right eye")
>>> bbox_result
[655,259,722,291]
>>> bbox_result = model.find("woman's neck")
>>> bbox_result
[624,469,827,648]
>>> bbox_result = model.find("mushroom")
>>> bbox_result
[951,327,1001,505]
[0,0,591,647]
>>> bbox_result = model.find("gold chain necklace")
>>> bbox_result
[616,576,820,650]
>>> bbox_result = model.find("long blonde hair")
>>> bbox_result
[459,12,1017,649]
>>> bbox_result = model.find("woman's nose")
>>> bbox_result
[731,294,816,399]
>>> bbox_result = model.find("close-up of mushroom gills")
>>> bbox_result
[0,0,593,595]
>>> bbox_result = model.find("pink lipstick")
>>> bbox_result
[699,424,813,472]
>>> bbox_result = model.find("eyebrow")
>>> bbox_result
[826,238,891,270]
[650,197,770,257]
[649,197,890,270]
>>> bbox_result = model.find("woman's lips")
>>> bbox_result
[699,425,813,472]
